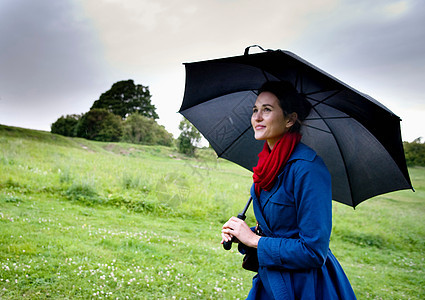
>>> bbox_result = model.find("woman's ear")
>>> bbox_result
[285,112,298,129]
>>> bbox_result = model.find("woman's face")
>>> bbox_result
[251,91,293,149]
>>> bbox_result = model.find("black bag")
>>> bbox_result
[241,225,263,272]
[242,246,259,272]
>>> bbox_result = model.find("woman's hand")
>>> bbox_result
[221,217,261,248]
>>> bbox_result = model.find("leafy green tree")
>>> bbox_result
[91,80,159,120]
[122,113,173,146]
[404,138,425,167]
[51,114,81,137]
[150,122,174,147]
[75,109,123,142]
[177,118,201,156]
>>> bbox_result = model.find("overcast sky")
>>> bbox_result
[0,0,424,142]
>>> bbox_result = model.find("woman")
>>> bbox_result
[221,81,356,299]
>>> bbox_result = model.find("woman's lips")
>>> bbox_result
[255,125,265,130]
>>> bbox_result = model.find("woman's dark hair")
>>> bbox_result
[258,81,312,133]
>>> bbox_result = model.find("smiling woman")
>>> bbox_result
[251,92,289,149]
[222,81,357,299]
[251,81,311,149]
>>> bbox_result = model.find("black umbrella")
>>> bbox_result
[179,46,413,207]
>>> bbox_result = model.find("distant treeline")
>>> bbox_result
[51,80,173,146]
[404,138,425,167]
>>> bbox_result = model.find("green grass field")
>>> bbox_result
[1,125,424,299]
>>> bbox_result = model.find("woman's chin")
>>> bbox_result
[254,134,266,141]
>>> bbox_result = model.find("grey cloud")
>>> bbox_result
[0,0,109,100]
[0,0,115,130]
[290,0,425,106]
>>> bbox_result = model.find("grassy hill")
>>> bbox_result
[1,125,424,299]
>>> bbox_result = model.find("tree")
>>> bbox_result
[404,137,425,167]
[51,114,81,137]
[177,118,201,156]
[75,109,123,142]
[90,80,159,120]
[122,113,173,146]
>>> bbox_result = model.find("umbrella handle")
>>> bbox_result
[244,45,271,56]
[223,196,252,250]
[222,238,234,250]
[223,212,246,250]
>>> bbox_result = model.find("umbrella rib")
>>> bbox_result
[306,116,351,121]
[303,124,332,134]
[216,125,252,158]
[261,69,270,82]
[307,90,342,108]
[310,105,355,206]
[295,72,302,93]
[304,89,339,96]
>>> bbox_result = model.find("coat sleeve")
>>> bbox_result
[257,158,332,270]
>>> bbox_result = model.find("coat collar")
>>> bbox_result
[251,143,318,210]
[287,142,317,163]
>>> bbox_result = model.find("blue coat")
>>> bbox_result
[246,143,356,299]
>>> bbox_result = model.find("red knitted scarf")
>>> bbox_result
[253,132,301,197]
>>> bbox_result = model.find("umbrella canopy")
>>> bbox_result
[179,46,413,207]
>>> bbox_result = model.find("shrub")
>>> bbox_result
[51,114,81,137]
[65,181,101,205]
[75,109,123,142]
[121,113,173,146]
[404,138,425,167]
